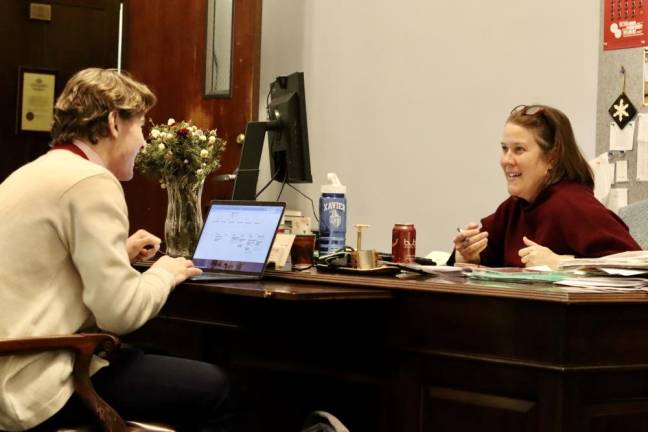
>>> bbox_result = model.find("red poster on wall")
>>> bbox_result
[604,0,647,50]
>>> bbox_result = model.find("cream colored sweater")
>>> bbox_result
[0,150,174,431]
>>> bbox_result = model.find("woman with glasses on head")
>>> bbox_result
[451,104,640,269]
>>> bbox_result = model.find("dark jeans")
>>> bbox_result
[33,345,230,431]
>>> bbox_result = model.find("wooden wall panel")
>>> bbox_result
[122,0,262,237]
[0,0,120,182]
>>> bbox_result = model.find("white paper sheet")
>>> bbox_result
[588,153,613,204]
[607,187,628,213]
[267,233,295,270]
[616,160,629,182]
[555,277,648,289]
[638,113,648,141]
[599,267,648,276]
[609,121,635,151]
[638,139,648,181]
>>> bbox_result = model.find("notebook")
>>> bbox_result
[188,200,286,281]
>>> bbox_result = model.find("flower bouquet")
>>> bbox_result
[135,118,226,257]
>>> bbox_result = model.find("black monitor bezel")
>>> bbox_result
[267,72,312,184]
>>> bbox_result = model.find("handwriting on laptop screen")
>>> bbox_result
[192,204,284,272]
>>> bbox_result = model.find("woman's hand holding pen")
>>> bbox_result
[454,222,488,264]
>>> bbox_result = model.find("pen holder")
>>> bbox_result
[350,249,378,270]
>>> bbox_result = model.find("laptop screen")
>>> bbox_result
[192,201,285,274]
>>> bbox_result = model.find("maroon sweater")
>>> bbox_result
[478,181,640,267]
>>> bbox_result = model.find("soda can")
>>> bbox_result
[392,224,416,263]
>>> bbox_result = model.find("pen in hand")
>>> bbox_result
[455,223,486,267]
[457,223,482,236]
[456,227,470,249]
[457,226,479,248]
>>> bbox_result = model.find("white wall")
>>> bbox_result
[257,0,601,255]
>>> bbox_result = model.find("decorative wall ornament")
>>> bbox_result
[608,66,637,129]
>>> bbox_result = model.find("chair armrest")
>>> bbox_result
[0,333,126,432]
[0,333,120,357]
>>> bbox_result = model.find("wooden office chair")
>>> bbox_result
[0,333,174,432]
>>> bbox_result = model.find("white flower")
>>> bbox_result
[135,118,225,183]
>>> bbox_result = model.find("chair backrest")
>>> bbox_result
[619,200,648,250]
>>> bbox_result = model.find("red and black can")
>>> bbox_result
[392,224,416,263]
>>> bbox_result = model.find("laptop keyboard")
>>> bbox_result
[189,273,259,281]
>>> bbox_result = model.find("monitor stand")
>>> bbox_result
[231,120,279,200]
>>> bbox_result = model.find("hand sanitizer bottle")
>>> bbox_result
[319,173,347,255]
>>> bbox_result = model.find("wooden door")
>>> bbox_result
[0,0,121,181]
[122,0,262,237]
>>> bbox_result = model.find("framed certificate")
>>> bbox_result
[16,67,57,133]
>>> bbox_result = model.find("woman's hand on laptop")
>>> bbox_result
[127,229,161,262]
[153,256,203,286]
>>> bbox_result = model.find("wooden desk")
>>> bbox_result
[129,269,648,432]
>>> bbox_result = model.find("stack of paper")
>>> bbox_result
[548,251,648,291]
[465,263,648,291]
[559,251,648,272]
[555,277,648,290]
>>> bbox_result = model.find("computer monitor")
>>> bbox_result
[232,72,312,200]
[267,73,312,183]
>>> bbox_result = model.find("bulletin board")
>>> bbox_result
[596,45,648,206]
[604,0,647,50]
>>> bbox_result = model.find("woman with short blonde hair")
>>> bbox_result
[0,68,229,431]
[51,68,156,145]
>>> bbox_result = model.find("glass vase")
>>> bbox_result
[164,178,205,258]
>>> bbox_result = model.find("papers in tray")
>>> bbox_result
[468,268,648,291]
[559,251,648,272]
[378,256,648,292]
[554,277,648,290]
[596,267,648,276]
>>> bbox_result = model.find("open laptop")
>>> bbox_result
[188,200,286,281]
